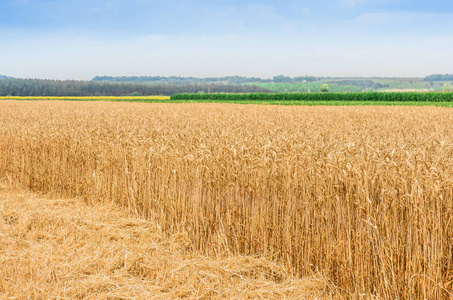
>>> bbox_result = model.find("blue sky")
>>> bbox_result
[1,0,452,80]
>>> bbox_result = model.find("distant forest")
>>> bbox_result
[0,78,272,96]
[1,74,448,96]
[92,75,319,84]
[424,74,453,81]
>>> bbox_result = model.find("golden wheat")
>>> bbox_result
[0,100,452,298]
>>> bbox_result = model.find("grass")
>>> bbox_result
[2,96,453,106]
[0,101,452,298]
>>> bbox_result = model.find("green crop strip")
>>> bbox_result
[171,92,453,102]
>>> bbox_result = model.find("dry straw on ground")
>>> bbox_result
[0,184,325,299]
[0,101,452,298]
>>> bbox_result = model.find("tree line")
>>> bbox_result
[424,74,453,81]
[93,75,319,84]
[0,78,272,96]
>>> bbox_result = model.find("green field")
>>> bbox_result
[171,91,453,101]
[248,82,362,93]
[3,94,453,107]
[370,78,432,90]
[250,78,453,92]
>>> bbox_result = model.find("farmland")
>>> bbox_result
[1,101,452,298]
[3,92,453,107]
[171,91,453,102]
[249,77,449,93]
[0,95,170,101]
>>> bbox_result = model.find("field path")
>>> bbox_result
[0,185,326,299]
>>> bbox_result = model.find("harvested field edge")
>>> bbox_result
[0,184,328,299]
[0,96,170,101]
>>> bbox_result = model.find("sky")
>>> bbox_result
[1,0,452,80]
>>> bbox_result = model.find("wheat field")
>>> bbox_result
[0,101,452,299]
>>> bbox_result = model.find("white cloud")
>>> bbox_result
[352,11,451,24]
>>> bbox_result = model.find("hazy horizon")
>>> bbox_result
[1,0,452,80]
[0,74,439,81]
